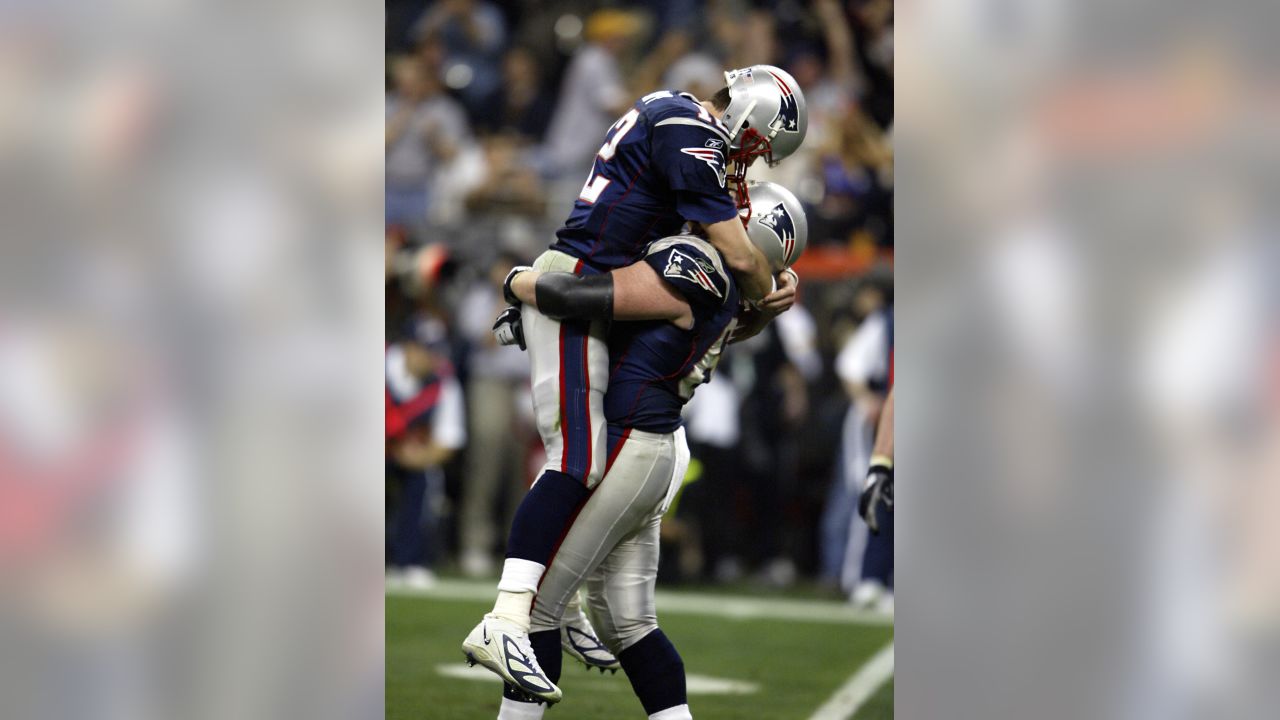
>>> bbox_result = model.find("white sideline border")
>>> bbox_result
[387,579,893,626]
[806,642,894,720]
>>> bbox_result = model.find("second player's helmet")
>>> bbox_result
[720,65,808,168]
[743,181,808,271]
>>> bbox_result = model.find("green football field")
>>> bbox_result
[387,581,893,719]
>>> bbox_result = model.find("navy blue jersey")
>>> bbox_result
[550,91,740,273]
[603,236,740,433]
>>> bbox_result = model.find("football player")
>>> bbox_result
[461,67,809,702]
[483,182,808,719]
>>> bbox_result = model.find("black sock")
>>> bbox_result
[529,629,563,684]
[505,470,591,565]
[618,629,686,715]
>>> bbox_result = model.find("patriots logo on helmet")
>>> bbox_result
[766,70,800,134]
[680,147,726,187]
[758,202,797,265]
[663,248,723,299]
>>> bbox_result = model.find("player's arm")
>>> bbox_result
[859,386,894,534]
[507,265,693,328]
[870,385,894,461]
[702,216,774,302]
[652,118,792,306]
[726,267,800,344]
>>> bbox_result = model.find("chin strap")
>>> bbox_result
[727,128,775,216]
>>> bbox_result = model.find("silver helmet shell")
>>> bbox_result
[719,65,808,166]
[744,181,808,271]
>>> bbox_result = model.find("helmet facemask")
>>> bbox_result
[727,128,774,220]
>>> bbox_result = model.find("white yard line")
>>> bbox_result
[387,579,893,626]
[806,642,894,720]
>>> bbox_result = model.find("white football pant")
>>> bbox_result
[529,427,690,653]
[522,249,611,489]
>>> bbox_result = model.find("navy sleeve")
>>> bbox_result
[651,121,739,224]
[643,241,730,316]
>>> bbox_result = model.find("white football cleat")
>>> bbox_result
[461,614,563,704]
[561,608,620,673]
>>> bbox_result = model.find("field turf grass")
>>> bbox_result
[387,589,893,719]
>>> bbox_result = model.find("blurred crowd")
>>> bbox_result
[385,0,894,600]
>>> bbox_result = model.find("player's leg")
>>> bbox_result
[463,250,609,702]
[585,428,693,720]
[496,251,610,619]
[585,517,691,720]
[527,428,677,661]
[497,427,674,716]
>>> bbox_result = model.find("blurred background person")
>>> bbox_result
[410,0,508,118]
[474,45,555,142]
[730,318,812,587]
[673,372,744,583]
[385,51,475,230]
[385,316,466,589]
[824,276,893,609]
[452,252,535,578]
[537,7,640,212]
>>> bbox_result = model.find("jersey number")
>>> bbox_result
[578,108,640,204]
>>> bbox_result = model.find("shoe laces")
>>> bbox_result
[507,626,549,677]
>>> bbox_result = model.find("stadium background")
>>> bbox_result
[386,1,894,716]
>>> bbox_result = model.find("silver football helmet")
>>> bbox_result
[720,65,808,168]
[743,181,808,271]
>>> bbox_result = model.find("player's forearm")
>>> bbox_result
[871,386,894,460]
[702,217,773,301]
[512,265,690,325]
[511,271,615,321]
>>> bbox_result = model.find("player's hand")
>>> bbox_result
[728,303,764,344]
[493,305,526,350]
[858,460,894,535]
[503,265,533,306]
[759,268,798,314]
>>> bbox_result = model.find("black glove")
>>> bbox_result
[503,265,533,306]
[492,305,526,350]
[858,460,894,535]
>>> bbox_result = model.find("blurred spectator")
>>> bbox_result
[453,253,534,578]
[539,8,640,179]
[851,0,893,128]
[814,107,894,248]
[385,54,475,229]
[385,317,466,589]
[464,136,546,220]
[730,321,811,587]
[411,0,507,117]
[474,46,555,142]
[824,279,893,608]
[677,372,745,582]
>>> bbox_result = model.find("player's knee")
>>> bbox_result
[611,616,659,654]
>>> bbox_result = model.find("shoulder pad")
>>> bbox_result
[646,235,731,301]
